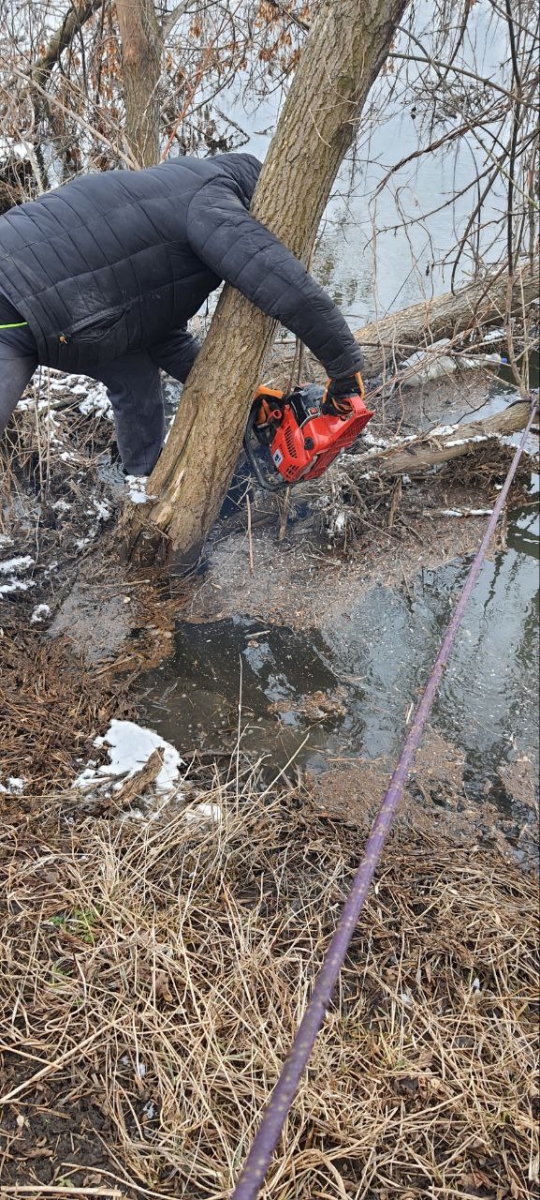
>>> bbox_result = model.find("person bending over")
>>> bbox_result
[0,153,364,477]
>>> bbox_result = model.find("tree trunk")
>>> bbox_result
[122,0,410,566]
[274,263,539,379]
[116,0,162,167]
[349,399,535,478]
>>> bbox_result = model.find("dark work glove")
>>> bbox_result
[322,371,365,416]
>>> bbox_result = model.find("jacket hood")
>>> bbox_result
[214,152,262,203]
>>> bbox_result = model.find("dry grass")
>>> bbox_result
[0,779,538,1199]
[0,630,134,795]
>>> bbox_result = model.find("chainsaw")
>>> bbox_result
[243,380,374,490]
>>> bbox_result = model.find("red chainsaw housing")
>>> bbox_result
[269,391,374,484]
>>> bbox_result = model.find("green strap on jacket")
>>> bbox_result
[0,321,28,328]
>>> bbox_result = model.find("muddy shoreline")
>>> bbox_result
[1,367,537,838]
[1,363,539,1198]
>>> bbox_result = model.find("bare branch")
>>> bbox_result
[162,0,196,40]
[32,0,105,87]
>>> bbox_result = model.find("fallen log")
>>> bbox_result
[274,263,538,379]
[349,399,537,478]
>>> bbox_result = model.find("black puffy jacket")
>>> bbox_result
[0,152,364,377]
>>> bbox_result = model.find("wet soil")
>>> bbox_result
[2,369,538,852]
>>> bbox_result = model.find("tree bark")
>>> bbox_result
[116,0,162,167]
[122,0,410,565]
[274,262,538,380]
[348,399,535,478]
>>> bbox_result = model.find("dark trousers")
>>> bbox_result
[0,298,199,475]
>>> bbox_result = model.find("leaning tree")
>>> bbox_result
[122,0,411,565]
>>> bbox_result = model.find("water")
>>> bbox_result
[136,459,539,807]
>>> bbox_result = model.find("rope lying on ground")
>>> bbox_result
[232,397,538,1200]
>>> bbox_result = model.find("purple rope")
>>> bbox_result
[232,399,538,1200]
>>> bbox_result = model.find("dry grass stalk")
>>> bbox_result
[0,781,538,1198]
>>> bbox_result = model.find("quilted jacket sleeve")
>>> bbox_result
[186,179,364,379]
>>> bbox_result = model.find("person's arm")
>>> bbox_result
[186,179,364,380]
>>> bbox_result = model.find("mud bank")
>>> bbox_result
[1,367,538,850]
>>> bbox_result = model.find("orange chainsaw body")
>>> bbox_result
[249,383,374,486]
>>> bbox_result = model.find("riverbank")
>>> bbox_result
[0,361,539,1197]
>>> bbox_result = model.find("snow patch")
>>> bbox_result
[445,434,489,448]
[0,137,28,161]
[126,475,155,504]
[440,508,493,518]
[77,382,113,420]
[0,555,34,575]
[30,603,51,624]
[75,719,184,798]
[400,341,502,387]
[0,776,26,795]
[0,555,35,598]
[183,802,222,826]
[87,497,112,522]
[430,424,457,438]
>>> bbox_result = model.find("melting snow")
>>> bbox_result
[0,777,26,794]
[77,382,113,420]
[126,475,153,504]
[446,434,489,447]
[30,603,51,624]
[430,424,456,438]
[0,555,35,597]
[0,138,28,161]
[87,497,112,522]
[183,802,222,826]
[75,719,183,797]
[440,508,493,518]
[0,555,34,574]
